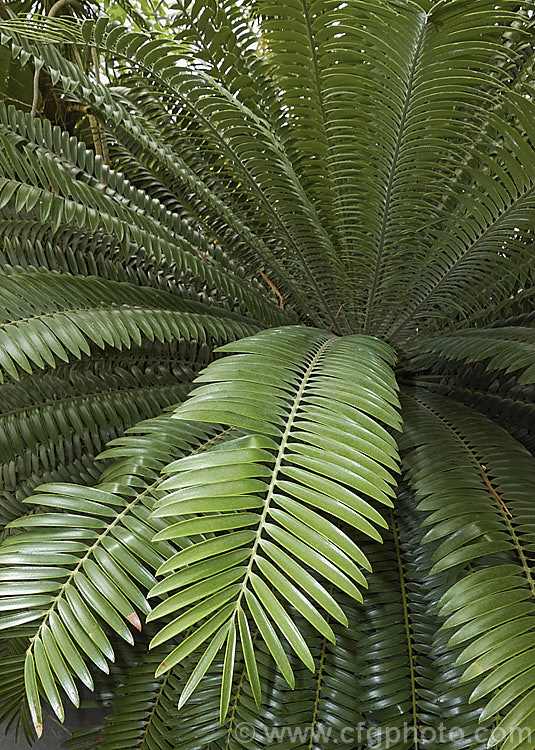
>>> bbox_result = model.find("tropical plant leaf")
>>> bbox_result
[0,100,290,329]
[402,388,535,748]
[0,413,229,736]
[0,266,256,382]
[0,0,535,745]
[147,326,401,713]
[406,326,535,385]
[92,645,178,750]
[0,359,193,465]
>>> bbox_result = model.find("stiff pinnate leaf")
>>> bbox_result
[148,327,401,713]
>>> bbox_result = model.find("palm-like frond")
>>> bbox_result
[148,327,400,711]
[0,1,534,746]
[430,381,535,455]
[0,266,256,382]
[4,2,535,334]
[0,98,288,328]
[402,389,535,747]
[358,526,419,749]
[406,326,535,386]
[0,412,228,735]
[0,349,195,537]
[91,645,179,750]
[0,357,193,462]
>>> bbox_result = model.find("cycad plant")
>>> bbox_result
[0,1,535,748]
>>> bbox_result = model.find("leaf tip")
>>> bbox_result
[155,661,167,677]
[126,611,142,631]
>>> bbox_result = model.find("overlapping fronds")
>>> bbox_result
[402,389,535,748]
[0,266,256,382]
[0,99,289,328]
[249,0,535,336]
[93,645,178,750]
[0,354,193,538]
[357,527,418,750]
[0,411,230,736]
[3,1,535,336]
[0,1,534,747]
[0,359,192,465]
[406,326,535,386]
[429,381,535,455]
[395,490,496,750]
[168,0,272,108]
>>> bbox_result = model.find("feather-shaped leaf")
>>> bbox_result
[148,326,400,712]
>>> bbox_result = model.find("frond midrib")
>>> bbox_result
[406,390,535,593]
[363,12,428,335]
[234,336,334,608]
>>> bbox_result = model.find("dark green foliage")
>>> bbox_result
[0,2,534,748]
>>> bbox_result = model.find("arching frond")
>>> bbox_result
[222,600,365,750]
[0,412,227,737]
[406,326,535,386]
[94,645,178,750]
[402,389,535,748]
[0,99,290,328]
[147,326,400,713]
[0,639,33,742]
[3,2,535,336]
[358,527,419,749]
[432,382,535,455]
[0,266,256,382]
[0,426,115,532]
[0,360,192,465]
[0,1,535,746]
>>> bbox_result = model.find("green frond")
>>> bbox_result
[167,658,231,750]
[1,1,535,745]
[0,341,200,512]
[413,379,535,455]
[240,601,365,750]
[358,527,419,749]
[472,291,535,329]
[0,361,192,465]
[93,645,178,750]
[397,495,490,750]
[406,326,535,386]
[0,229,201,298]
[0,21,349,329]
[169,0,272,110]
[0,99,289,327]
[0,639,33,743]
[0,355,191,531]
[0,266,256,382]
[402,388,535,748]
[101,88,310,320]
[0,427,115,531]
[250,0,535,335]
[0,412,227,737]
[4,3,535,335]
[147,326,400,713]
